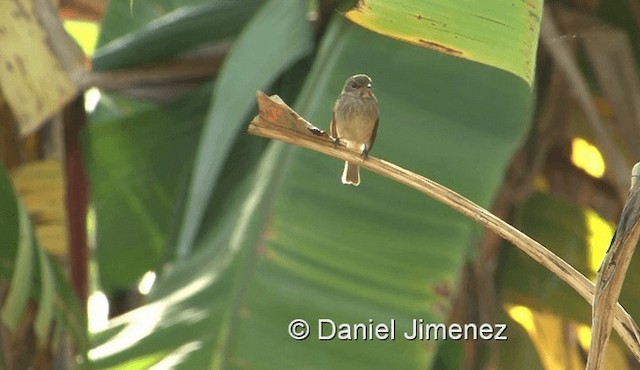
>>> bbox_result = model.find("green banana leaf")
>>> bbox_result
[345,0,542,86]
[172,0,313,258]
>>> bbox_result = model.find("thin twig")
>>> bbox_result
[540,6,631,198]
[247,91,640,363]
[554,6,640,161]
[587,164,640,370]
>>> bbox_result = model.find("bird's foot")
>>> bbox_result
[360,144,369,159]
[332,136,342,148]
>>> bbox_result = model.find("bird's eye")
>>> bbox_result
[350,82,357,88]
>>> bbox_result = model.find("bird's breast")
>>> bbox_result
[333,95,378,145]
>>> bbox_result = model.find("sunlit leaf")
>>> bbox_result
[345,0,542,86]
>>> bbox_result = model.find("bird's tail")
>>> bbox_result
[341,161,360,186]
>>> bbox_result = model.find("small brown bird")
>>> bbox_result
[330,74,379,186]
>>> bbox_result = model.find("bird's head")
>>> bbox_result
[342,74,374,97]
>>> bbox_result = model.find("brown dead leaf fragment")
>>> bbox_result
[1,0,85,136]
[252,91,331,140]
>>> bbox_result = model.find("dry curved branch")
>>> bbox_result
[247,91,640,362]
[588,164,640,370]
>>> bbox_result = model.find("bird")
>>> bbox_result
[330,74,379,186]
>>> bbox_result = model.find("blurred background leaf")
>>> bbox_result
[85,84,210,292]
[0,164,87,366]
[93,0,262,70]
[172,0,314,258]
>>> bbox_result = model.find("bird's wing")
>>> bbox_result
[368,115,379,151]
